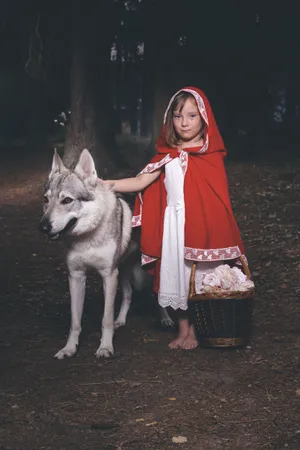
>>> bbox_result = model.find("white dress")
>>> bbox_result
[158,156,221,311]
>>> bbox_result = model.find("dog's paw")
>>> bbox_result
[114,319,125,330]
[95,346,114,358]
[54,346,77,359]
[161,317,175,329]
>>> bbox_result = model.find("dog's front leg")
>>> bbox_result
[55,270,86,359]
[95,268,118,358]
[114,276,132,329]
[160,306,175,329]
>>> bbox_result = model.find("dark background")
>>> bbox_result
[1,3,300,449]
[1,0,299,171]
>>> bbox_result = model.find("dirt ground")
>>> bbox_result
[1,147,300,450]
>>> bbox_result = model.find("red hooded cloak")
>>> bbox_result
[132,87,244,285]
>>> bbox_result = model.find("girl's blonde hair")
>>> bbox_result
[164,91,204,147]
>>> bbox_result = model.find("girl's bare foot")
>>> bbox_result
[168,318,189,349]
[180,325,199,350]
[168,334,188,349]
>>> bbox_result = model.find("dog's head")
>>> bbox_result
[38,149,103,240]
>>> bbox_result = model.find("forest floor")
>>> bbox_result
[1,145,300,449]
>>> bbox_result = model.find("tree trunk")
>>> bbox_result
[63,1,122,176]
[63,21,97,169]
[142,0,188,156]
[26,77,43,154]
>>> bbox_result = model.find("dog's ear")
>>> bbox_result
[74,149,98,185]
[49,149,68,177]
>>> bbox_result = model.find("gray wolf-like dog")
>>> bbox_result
[39,149,173,359]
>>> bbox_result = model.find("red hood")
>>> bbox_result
[156,86,226,157]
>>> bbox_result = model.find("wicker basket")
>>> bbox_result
[188,255,254,348]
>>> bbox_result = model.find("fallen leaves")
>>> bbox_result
[135,417,158,426]
[172,436,188,444]
[135,415,188,444]
[145,421,158,427]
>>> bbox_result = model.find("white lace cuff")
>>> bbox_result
[158,293,188,311]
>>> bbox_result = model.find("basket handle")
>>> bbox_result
[239,255,252,280]
[189,262,197,297]
[189,255,251,298]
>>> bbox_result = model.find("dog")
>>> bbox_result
[39,149,173,359]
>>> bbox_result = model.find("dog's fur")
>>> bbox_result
[39,149,141,358]
[39,149,174,358]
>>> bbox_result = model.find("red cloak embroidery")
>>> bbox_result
[132,87,245,275]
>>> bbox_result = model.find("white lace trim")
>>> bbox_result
[163,88,209,126]
[163,89,209,156]
[141,254,157,265]
[197,135,208,154]
[132,155,175,228]
[139,154,172,175]
[137,248,241,264]
[185,245,241,261]
[132,214,141,227]
[179,151,188,176]
[158,293,188,311]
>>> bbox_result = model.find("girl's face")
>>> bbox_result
[172,97,203,144]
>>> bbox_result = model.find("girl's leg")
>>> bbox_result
[168,312,189,349]
[168,311,199,350]
[180,323,198,350]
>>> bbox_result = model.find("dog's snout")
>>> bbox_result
[38,218,52,234]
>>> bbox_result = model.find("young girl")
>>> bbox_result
[105,86,245,350]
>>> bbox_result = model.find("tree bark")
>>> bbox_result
[142,0,182,156]
[63,1,121,176]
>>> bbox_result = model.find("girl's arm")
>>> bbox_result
[103,169,162,193]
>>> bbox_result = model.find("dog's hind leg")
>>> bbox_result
[55,270,86,359]
[96,268,119,358]
[114,275,132,329]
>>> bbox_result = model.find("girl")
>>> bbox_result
[105,86,245,350]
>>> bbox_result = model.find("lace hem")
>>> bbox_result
[158,293,188,311]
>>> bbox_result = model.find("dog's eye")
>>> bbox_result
[43,196,49,203]
[61,197,73,205]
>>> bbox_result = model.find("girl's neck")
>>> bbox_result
[177,136,204,151]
